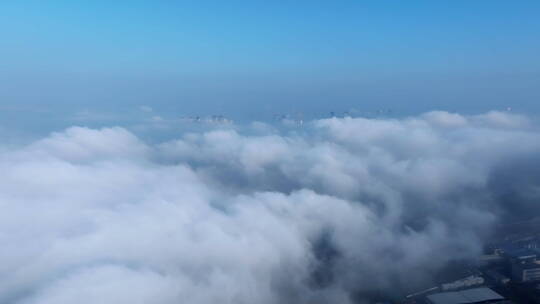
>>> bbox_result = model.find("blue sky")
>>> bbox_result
[1,1,539,131]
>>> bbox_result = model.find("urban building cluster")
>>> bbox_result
[399,234,540,304]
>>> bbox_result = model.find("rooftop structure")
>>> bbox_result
[511,261,540,282]
[502,247,538,261]
[426,287,504,304]
[441,276,484,291]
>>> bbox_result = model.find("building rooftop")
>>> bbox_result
[502,247,538,260]
[426,287,504,304]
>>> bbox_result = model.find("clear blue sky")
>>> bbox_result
[1,1,539,128]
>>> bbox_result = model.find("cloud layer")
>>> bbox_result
[1,111,540,304]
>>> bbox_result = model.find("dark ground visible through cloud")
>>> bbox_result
[1,111,540,304]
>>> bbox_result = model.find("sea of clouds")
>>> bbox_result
[1,111,540,304]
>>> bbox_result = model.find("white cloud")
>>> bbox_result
[472,110,530,128]
[1,111,540,303]
[422,111,468,128]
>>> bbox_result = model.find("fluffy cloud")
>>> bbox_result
[1,111,539,304]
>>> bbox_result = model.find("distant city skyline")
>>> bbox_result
[1,1,539,133]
